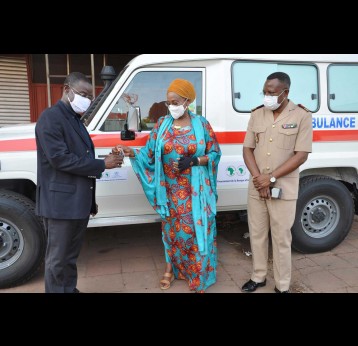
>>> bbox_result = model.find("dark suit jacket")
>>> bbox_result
[35,100,105,219]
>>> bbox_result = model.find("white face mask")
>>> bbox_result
[168,99,187,120]
[263,90,287,111]
[68,89,91,114]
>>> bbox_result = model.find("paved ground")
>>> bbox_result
[2,215,358,293]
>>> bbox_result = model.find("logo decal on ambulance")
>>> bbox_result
[226,166,236,176]
[237,165,246,176]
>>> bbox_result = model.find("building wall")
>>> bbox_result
[0,54,138,125]
[0,55,31,126]
[29,54,137,121]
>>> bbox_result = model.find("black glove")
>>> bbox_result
[178,156,198,171]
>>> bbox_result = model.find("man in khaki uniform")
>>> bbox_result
[241,72,312,293]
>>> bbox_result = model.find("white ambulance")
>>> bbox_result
[1,54,358,288]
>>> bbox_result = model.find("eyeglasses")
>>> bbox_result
[68,85,94,101]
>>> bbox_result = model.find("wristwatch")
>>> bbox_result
[269,173,276,184]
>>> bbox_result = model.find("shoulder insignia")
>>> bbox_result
[298,104,310,112]
[251,104,264,112]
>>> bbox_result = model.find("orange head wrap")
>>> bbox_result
[167,79,196,102]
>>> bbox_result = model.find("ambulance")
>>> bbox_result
[1,54,358,288]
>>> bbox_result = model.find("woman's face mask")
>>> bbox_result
[168,99,188,119]
[263,89,287,111]
[68,88,91,114]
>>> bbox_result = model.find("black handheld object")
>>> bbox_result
[121,123,135,141]
[178,156,198,171]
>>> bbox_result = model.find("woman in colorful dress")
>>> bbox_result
[114,79,221,292]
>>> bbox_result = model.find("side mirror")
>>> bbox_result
[120,106,142,140]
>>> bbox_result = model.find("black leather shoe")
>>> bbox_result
[274,287,290,293]
[241,279,266,292]
[72,288,80,293]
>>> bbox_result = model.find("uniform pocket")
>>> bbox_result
[252,126,266,147]
[277,128,299,150]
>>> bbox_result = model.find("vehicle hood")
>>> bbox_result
[0,123,36,140]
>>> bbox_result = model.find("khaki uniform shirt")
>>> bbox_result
[243,100,312,200]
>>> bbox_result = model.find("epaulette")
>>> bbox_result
[251,104,264,112]
[298,104,310,112]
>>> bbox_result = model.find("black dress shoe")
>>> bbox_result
[241,279,266,292]
[274,287,290,293]
[72,288,80,293]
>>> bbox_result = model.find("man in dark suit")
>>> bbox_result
[35,72,122,293]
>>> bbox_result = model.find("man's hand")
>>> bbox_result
[112,144,135,158]
[253,174,271,199]
[253,174,271,191]
[104,154,123,169]
[258,186,271,200]
[90,203,99,217]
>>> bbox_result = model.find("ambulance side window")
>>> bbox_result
[328,64,358,112]
[232,61,319,113]
[100,71,202,132]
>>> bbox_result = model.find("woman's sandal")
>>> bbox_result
[160,272,174,290]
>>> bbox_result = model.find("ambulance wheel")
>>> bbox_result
[0,190,46,288]
[292,175,354,253]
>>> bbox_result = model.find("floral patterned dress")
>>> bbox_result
[130,112,221,292]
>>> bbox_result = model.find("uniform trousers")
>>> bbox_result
[43,217,89,293]
[248,195,297,291]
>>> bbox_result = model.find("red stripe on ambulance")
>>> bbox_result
[1,130,358,152]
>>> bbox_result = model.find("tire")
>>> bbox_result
[0,190,46,288]
[292,175,354,253]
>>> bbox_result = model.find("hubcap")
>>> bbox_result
[301,195,339,239]
[0,220,24,270]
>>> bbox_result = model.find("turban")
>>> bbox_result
[167,79,196,102]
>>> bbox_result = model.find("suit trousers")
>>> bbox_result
[247,196,297,291]
[43,217,89,293]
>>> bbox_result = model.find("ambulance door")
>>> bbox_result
[93,68,205,218]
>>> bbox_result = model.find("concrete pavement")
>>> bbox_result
[2,215,358,293]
